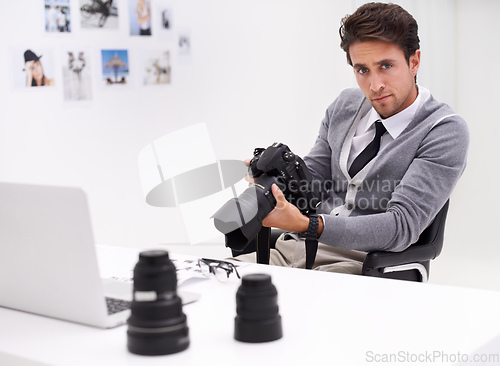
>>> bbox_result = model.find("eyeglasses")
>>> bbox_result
[197,258,241,283]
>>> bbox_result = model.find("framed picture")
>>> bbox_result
[139,50,171,85]
[80,0,119,29]
[100,49,130,86]
[156,5,174,41]
[44,0,71,33]
[61,48,93,105]
[10,47,56,90]
[177,29,192,63]
[129,0,152,36]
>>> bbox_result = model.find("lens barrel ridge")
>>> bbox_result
[127,250,190,356]
[234,274,283,343]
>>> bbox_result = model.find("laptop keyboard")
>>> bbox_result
[105,297,131,315]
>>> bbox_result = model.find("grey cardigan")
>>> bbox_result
[304,88,469,252]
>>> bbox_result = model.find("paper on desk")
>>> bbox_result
[96,245,139,283]
[95,245,247,287]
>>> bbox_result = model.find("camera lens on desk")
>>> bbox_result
[234,273,283,343]
[127,250,189,356]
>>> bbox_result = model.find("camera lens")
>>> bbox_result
[212,174,279,251]
[127,250,189,356]
[234,273,283,343]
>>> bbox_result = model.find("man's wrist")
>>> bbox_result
[298,215,324,237]
[317,215,324,237]
[297,214,310,233]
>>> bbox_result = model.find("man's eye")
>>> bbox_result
[381,64,392,70]
[357,68,368,74]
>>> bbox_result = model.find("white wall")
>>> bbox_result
[441,0,500,290]
[0,0,353,248]
[0,0,498,290]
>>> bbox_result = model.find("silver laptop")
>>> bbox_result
[0,182,196,329]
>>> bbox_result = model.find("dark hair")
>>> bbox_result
[339,2,420,66]
[31,77,47,87]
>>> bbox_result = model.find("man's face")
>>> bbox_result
[349,40,420,119]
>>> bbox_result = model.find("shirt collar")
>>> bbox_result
[363,85,431,139]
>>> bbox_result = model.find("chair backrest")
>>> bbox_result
[413,200,450,259]
[361,200,450,281]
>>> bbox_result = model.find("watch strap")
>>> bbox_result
[306,215,319,241]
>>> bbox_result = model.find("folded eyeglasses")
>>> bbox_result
[197,258,241,283]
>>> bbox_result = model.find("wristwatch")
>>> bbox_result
[305,214,319,241]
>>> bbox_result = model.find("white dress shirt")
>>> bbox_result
[347,85,431,169]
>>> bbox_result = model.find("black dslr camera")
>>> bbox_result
[212,142,320,252]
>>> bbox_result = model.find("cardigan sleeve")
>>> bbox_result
[318,114,470,252]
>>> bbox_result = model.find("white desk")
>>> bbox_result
[1,245,500,366]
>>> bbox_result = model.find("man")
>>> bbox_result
[47,6,58,32]
[235,2,469,274]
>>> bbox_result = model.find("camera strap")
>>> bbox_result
[254,216,319,270]
[256,226,271,265]
[304,214,319,270]
[304,238,318,269]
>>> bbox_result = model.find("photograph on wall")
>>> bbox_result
[129,0,152,36]
[157,5,174,41]
[45,0,71,33]
[61,49,93,105]
[140,50,171,86]
[100,49,130,86]
[10,47,56,90]
[177,29,192,63]
[80,0,118,29]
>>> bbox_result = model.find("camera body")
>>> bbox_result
[212,142,320,251]
[248,142,319,214]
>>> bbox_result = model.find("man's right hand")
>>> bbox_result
[244,159,257,185]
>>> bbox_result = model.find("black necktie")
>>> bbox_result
[349,120,387,177]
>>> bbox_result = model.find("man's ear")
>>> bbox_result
[410,50,421,77]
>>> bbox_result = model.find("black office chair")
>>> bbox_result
[362,200,449,282]
[230,200,449,283]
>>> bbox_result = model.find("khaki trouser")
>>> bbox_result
[231,232,367,275]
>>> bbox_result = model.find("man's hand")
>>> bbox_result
[262,184,309,232]
[244,158,257,185]
[244,159,306,230]
[245,159,324,235]
[262,184,324,236]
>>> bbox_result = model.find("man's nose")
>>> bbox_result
[370,72,385,92]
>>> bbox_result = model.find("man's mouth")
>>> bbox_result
[372,95,391,103]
